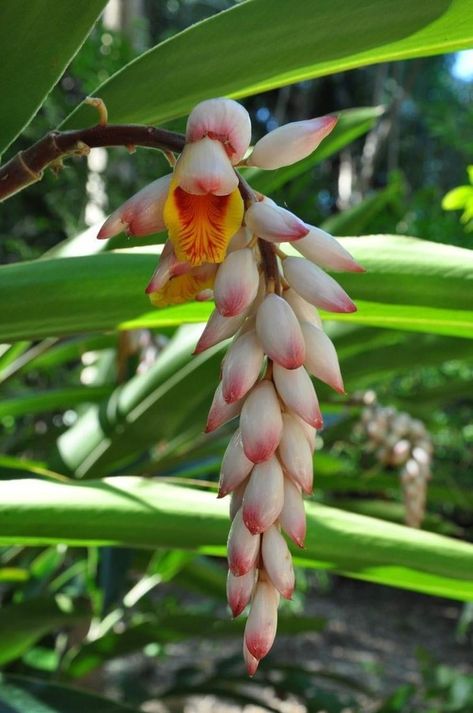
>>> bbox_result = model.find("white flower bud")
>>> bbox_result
[244,579,279,660]
[219,429,254,498]
[273,363,322,428]
[240,381,283,463]
[247,115,337,169]
[256,294,305,369]
[245,200,309,242]
[262,525,295,599]
[205,383,242,433]
[98,174,171,239]
[283,256,356,313]
[186,98,252,164]
[242,456,284,534]
[194,308,247,354]
[227,508,261,577]
[301,321,345,394]
[278,413,314,494]
[283,287,323,328]
[222,331,264,404]
[293,225,364,273]
[280,478,306,547]
[227,567,256,617]
[214,248,259,317]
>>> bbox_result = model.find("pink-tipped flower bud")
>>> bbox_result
[214,248,260,317]
[194,308,248,354]
[229,481,247,521]
[205,383,242,433]
[222,331,264,403]
[247,115,338,170]
[280,478,306,547]
[186,98,252,164]
[256,294,305,369]
[293,414,317,452]
[283,256,356,313]
[242,456,284,534]
[283,288,323,328]
[273,363,322,428]
[98,174,171,239]
[243,641,260,677]
[278,413,314,494]
[245,200,309,242]
[244,579,279,660]
[300,321,344,394]
[294,226,364,273]
[228,226,251,252]
[145,243,191,294]
[262,526,295,599]
[219,429,254,498]
[227,508,261,577]
[240,381,283,463]
[227,567,256,617]
[174,137,239,195]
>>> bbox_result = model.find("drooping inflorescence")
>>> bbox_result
[99,98,364,674]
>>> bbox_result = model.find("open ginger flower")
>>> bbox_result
[98,97,364,674]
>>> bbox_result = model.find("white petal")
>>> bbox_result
[222,331,264,403]
[186,98,252,164]
[219,429,254,497]
[240,381,283,463]
[214,248,260,317]
[242,456,284,534]
[245,200,309,242]
[256,293,305,369]
[301,321,344,394]
[98,174,171,238]
[247,115,337,170]
[294,225,364,272]
[261,525,295,599]
[283,256,356,313]
[174,137,238,195]
[273,363,322,428]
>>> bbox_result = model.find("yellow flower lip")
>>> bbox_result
[163,178,244,266]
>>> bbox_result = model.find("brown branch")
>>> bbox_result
[0,124,186,202]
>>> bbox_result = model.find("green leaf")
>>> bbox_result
[0,675,140,713]
[0,0,107,156]
[442,186,473,210]
[1,237,472,342]
[0,597,89,666]
[62,0,473,131]
[0,386,113,420]
[0,478,472,601]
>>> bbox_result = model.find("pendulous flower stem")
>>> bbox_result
[0,123,186,202]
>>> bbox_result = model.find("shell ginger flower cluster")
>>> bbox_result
[99,98,364,674]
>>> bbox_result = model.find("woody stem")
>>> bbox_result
[0,124,186,202]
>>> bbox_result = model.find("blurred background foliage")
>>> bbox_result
[0,1,472,712]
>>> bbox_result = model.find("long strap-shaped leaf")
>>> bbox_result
[1,237,472,342]
[0,0,108,156]
[0,477,472,601]
[62,0,473,130]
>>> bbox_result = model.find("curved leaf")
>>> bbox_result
[62,0,473,130]
[0,0,107,156]
[0,675,140,713]
[0,237,472,342]
[0,478,472,601]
